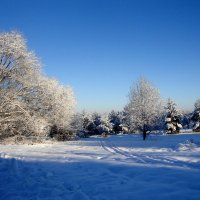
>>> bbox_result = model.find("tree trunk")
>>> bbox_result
[143,130,147,140]
[143,124,147,140]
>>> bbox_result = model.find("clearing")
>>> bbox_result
[0,133,200,200]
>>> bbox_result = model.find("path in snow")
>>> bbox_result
[0,133,200,200]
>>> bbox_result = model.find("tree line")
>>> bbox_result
[0,31,199,143]
[73,78,200,140]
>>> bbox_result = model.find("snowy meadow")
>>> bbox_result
[1,30,200,200]
[1,133,200,200]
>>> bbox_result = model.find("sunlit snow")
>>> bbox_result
[1,133,200,200]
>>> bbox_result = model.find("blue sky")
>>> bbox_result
[0,0,200,112]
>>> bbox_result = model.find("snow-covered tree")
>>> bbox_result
[97,113,112,135]
[164,99,182,134]
[191,99,200,131]
[0,31,76,142]
[84,112,112,135]
[181,110,190,129]
[109,110,122,133]
[36,77,76,130]
[0,31,45,140]
[70,111,91,138]
[92,112,102,127]
[109,110,129,133]
[125,78,163,140]
[194,99,200,110]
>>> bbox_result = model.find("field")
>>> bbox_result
[1,133,200,200]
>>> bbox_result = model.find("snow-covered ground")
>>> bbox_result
[1,133,200,200]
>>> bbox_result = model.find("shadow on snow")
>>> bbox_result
[0,157,200,200]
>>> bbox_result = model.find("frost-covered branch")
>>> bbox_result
[125,77,163,139]
[0,31,76,142]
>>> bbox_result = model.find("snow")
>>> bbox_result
[1,133,200,200]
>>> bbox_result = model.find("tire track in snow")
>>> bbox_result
[108,141,146,163]
[100,139,116,155]
[100,138,198,169]
[100,138,146,163]
[111,141,192,167]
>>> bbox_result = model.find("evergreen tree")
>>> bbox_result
[164,99,182,134]
[109,110,123,133]
[109,110,129,134]
[191,99,200,131]
[84,112,112,135]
